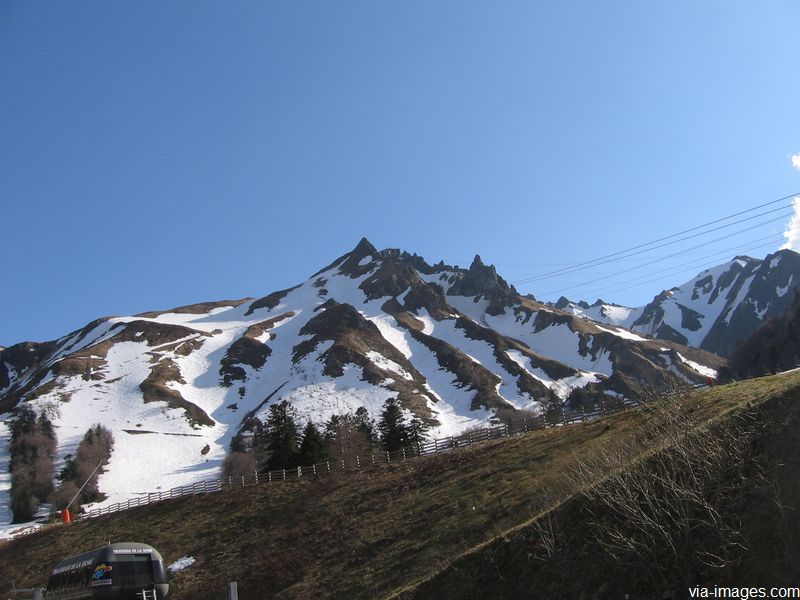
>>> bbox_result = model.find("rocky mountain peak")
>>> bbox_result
[352,237,378,258]
[554,296,571,310]
[0,238,731,527]
[449,255,510,297]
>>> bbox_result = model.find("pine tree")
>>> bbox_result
[354,406,376,444]
[406,417,430,449]
[9,406,56,522]
[264,400,300,470]
[299,421,328,466]
[378,398,409,452]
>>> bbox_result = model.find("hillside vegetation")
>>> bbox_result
[2,372,799,599]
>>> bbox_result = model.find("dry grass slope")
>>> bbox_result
[2,372,799,599]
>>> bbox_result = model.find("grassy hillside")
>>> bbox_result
[2,372,800,599]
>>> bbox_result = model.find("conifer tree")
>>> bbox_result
[9,406,57,522]
[378,397,408,452]
[354,406,377,444]
[264,400,300,470]
[299,421,328,466]
[406,416,430,449]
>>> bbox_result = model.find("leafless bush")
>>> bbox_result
[569,393,758,588]
[223,451,258,478]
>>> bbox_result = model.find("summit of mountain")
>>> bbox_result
[0,239,724,527]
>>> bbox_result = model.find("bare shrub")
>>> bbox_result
[223,451,258,478]
[324,413,373,463]
[569,393,758,588]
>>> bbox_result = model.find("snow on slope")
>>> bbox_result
[0,240,727,526]
[485,311,613,376]
[0,419,12,529]
[557,250,800,356]
[505,350,600,400]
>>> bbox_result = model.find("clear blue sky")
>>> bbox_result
[1,1,799,347]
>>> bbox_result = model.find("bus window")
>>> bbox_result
[114,554,154,589]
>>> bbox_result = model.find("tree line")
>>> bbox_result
[224,397,430,478]
[8,405,113,522]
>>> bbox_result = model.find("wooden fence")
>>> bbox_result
[0,396,640,539]
[76,396,638,522]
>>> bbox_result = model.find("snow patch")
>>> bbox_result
[488,315,614,376]
[415,309,436,335]
[168,556,196,574]
[594,324,649,342]
[676,352,717,379]
[366,351,413,381]
[506,349,601,401]
[777,275,794,298]
[368,315,413,359]
[0,419,12,529]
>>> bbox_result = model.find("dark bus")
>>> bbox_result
[45,542,169,599]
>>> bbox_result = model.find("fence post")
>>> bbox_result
[227,581,239,600]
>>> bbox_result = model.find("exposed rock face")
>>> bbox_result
[136,298,251,318]
[725,290,800,379]
[448,255,515,315]
[0,237,726,519]
[558,249,800,357]
[246,286,299,316]
[140,358,214,428]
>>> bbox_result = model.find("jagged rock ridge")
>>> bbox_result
[555,249,800,357]
[0,238,723,525]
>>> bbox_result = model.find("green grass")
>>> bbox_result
[3,371,800,599]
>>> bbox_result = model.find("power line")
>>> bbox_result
[564,234,786,301]
[513,192,798,285]
[516,204,793,285]
[536,212,791,297]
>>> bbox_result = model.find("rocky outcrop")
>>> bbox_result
[140,358,214,428]
[448,255,515,315]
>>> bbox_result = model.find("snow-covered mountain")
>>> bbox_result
[556,249,800,357]
[0,238,722,525]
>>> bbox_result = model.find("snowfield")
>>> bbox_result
[0,241,734,529]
